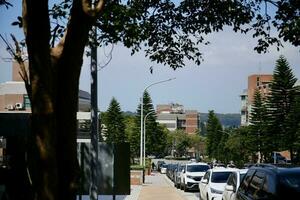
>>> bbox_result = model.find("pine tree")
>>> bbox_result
[249,89,268,162]
[286,86,300,162]
[206,110,223,160]
[266,55,297,160]
[135,91,167,157]
[103,97,126,143]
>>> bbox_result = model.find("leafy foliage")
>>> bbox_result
[29,0,299,70]
[225,126,252,167]
[124,114,139,163]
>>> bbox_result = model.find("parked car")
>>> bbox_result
[199,167,238,200]
[236,164,300,200]
[157,160,166,172]
[180,162,210,192]
[160,164,168,174]
[166,163,178,181]
[222,169,248,200]
[213,163,226,168]
[174,164,185,188]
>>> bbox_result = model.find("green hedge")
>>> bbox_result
[130,165,144,170]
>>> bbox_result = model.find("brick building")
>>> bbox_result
[240,74,273,126]
[156,103,200,134]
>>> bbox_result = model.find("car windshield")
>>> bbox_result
[187,165,209,172]
[162,164,168,168]
[211,172,233,183]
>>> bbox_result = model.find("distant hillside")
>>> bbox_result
[123,111,137,116]
[200,113,241,127]
[122,111,241,127]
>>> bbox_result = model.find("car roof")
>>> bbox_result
[210,167,239,173]
[239,168,249,174]
[249,164,300,175]
[186,162,209,166]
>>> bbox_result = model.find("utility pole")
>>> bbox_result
[90,25,98,200]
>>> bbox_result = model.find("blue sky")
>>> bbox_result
[1,1,300,114]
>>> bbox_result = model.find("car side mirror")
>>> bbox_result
[201,179,208,184]
[225,185,234,191]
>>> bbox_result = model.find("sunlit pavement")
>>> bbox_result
[76,185,142,200]
[161,172,199,200]
[77,171,199,200]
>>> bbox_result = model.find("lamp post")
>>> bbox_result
[143,111,156,166]
[90,26,98,200]
[140,78,176,166]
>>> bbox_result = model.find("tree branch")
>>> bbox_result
[10,34,32,101]
[0,34,31,99]
[264,0,278,8]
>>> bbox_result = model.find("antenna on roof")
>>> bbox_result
[258,61,262,75]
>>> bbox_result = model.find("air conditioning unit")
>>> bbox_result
[15,103,23,110]
[6,105,14,110]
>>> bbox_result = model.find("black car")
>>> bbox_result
[236,164,300,200]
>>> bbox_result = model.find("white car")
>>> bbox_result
[180,162,210,192]
[160,164,167,174]
[199,167,238,200]
[222,169,248,200]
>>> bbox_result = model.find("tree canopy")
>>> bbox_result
[1,1,299,200]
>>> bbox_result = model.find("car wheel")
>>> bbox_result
[184,184,188,192]
[206,194,209,200]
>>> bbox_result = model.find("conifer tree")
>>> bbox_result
[206,110,223,160]
[103,97,126,143]
[135,91,167,157]
[267,56,297,160]
[286,86,300,162]
[249,89,268,162]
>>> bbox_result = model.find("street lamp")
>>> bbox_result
[140,78,176,166]
[143,111,156,166]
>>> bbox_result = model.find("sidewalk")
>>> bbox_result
[137,172,186,200]
[76,172,186,200]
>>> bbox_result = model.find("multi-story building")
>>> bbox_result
[156,103,200,134]
[240,74,273,126]
[0,61,90,112]
[240,89,248,126]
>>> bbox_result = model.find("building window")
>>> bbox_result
[164,123,176,128]
[24,95,31,109]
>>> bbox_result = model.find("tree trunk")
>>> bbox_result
[23,0,97,199]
